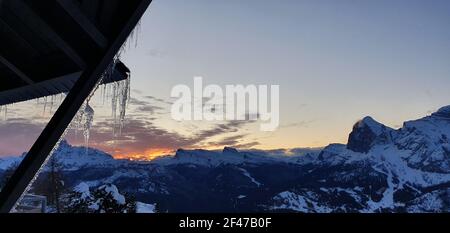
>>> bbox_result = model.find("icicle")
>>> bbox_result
[70,69,106,152]
[82,103,94,152]
[69,101,95,152]
[127,19,142,49]
[106,78,131,136]
[72,104,83,139]
[9,23,144,210]
[43,96,47,114]
[0,105,7,120]
[49,95,55,112]
[93,16,139,136]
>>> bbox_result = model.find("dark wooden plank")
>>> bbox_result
[98,0,121,34]
[0,61,128,106]
[5,0,87,69]
[80,0,100,22]
[56,0,108,48]
[0,55,34,85]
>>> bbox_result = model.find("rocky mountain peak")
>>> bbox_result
[223,147,239,154]
[347,116,391,153]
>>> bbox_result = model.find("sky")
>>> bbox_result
[1,0,450,159]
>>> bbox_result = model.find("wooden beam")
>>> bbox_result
[0,18,39,57]
[6,0,87,69]
[80,0,100,21]
[99,0,120,33]
[0,54,34,85]
[0,62,129,106]
[56,0,108,49]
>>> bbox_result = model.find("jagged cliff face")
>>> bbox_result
[347,116,393,153]
[346,106,450,173]
[395,106,450,173]
[2,106,450,212]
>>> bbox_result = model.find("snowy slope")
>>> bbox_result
[0,155,23,170]
[270,106,450,212]
[0,140,119,172]
[151,147,288,167]
[53,140,119,170]
[2,105,450,213]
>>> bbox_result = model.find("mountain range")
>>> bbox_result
[1,105,450,212]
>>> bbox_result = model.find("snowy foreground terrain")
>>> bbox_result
[1,106,450,212]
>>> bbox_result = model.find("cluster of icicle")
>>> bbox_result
[72,102,94,151]
[54,19,140,150]
[38,94,66,114]
[11,60,130,212]
[9,20,143,212]
[10,21,142,212]
[0,94,67,121]
[101,77,131,136]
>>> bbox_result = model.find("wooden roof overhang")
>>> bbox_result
[0,0,152,212]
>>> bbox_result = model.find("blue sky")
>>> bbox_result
[1,0,450,158]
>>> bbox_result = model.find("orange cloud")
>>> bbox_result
[114,148,174,160]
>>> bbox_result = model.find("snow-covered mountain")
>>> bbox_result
[51,140,119,171]
[0,156,22,170]
[0,140,118,172]
[151,146,313,167]
[270,105,450,212]
[1,106,450,212]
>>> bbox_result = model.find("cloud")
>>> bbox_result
[129,97,165,114]
[144,95,173,105]
[0,100,259,158]
[280,120,315,129]
[66,118,198,157]
[0,116,193,158]
[77,117,257,156]
[194,120,250,139]
[233,141,260,149]
[217,134,247,145]
[207,137,260,149]
[129,97,149,106]
[131,89,143,95]
[204,134,247,147]
[192,118,259,149]
[146,49,166,58]
[136,105,164,113]
[0,118,45,156]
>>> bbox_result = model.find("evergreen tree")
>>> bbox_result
[63,183,137,213]
[48,155,65,212]
[124,193,137,213]
[30,155,65,212]
[91,187,125,213]
[63,191,93,213]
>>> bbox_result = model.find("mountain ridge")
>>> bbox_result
[2,105,450,212]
